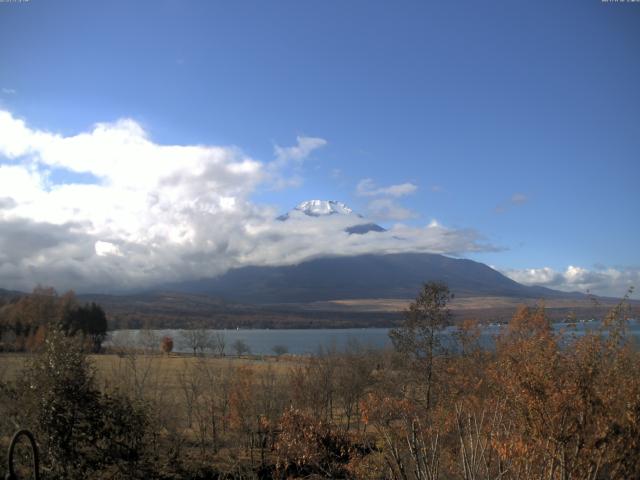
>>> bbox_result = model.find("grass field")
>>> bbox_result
[0,352,299,387]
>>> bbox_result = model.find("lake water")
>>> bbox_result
[107,319,640,356]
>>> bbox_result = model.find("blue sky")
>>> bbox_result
[0,0,639,295]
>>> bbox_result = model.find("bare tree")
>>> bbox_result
[177,362,202,428]
[335,344,375,432]
[181,330,205,356]
[272,344,288,357]
[180,328,215,356]
[140,328,160,354]
[389,282,452,410]
[109,330,133,356]
[213,332,226,357]
[199,329,216,354]
[233,339,251,356]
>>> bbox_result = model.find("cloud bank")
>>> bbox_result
[0,110,492,293]
[502,265,639,298]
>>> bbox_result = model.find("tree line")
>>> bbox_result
[0,287,108,353]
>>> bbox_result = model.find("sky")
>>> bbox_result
[0,0,638,296]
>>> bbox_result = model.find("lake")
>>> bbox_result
[107,319,640,356]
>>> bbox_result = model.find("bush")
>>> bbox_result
[273,407,355,479]
[19,327,151,479]
[160,335,174,354]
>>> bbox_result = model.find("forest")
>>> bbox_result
[0,283,639,479]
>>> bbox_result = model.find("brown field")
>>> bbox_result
[0,352,298,388]
[327,295,631,312]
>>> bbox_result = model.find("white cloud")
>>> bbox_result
[273,135,327,166]
[0,109,494,292]
[1,88,16,95]
[267,135,327,190]
[95,241,122,257]
[239,215,493,267]
[356,178,419,220]
[504,267,559,285]
[366,198,417,221]
[502,265,639,298]
[356,178,417,197]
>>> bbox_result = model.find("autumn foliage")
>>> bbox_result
[160,335,174,354]
[0,287,108,352]
[1,283,639,479]
[358,284,640,480]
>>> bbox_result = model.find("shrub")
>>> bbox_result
[160,335,174,354]
[274,407,354,478]
[19,327,151,479]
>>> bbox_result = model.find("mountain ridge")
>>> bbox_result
[164,252,584,304]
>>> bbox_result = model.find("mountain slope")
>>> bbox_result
[169,252,577,304]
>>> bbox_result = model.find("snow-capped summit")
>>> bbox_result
[294,200,354,217]
[277,200,386,235]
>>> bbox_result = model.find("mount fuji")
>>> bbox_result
[163,200,580,304]
[277,200,386,234]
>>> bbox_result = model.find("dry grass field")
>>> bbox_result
[327,295,630,312]
[0,352,299,388]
